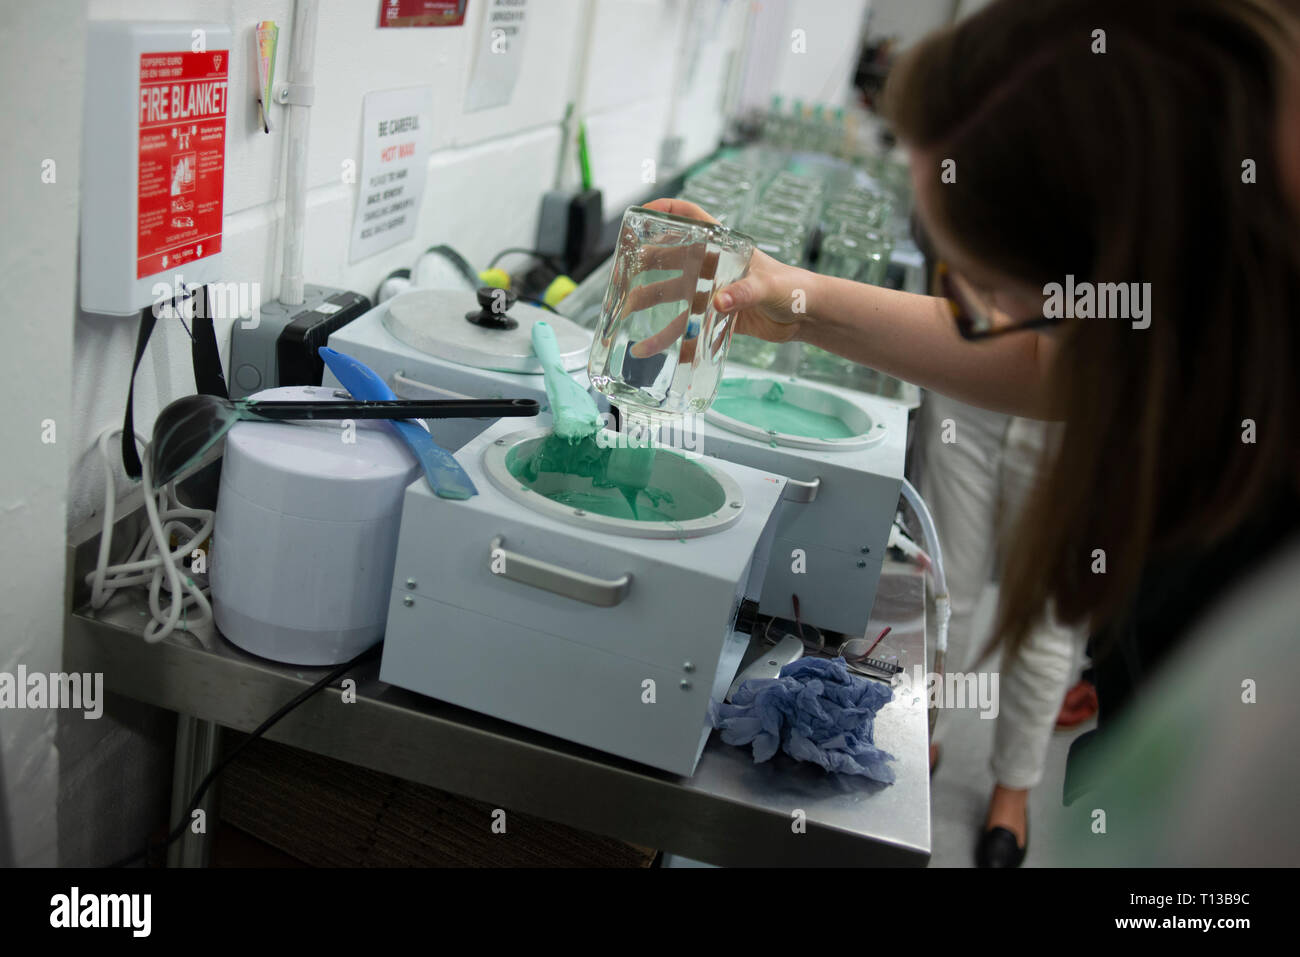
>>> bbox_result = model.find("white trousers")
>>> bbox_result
[915,392,1085,790]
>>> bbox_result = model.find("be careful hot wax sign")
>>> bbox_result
[349,85,433,263]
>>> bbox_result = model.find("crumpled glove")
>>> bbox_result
[709,656,896,782]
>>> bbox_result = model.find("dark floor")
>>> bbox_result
[211,825,305,867]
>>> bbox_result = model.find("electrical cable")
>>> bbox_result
[109,643,381,868]
[412,244,479,290]
[834,625,894,668]
[87,427,214,644]
[791,593,808,644]
[860,625,891,660]
[767,594,824,654]
[519,296,560,314]
[900,478,951,736]
[487,246,564,273]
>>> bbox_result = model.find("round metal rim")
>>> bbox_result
[481,428,746,540]
[704,378,887,452]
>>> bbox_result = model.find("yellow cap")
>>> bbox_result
[478,268,511,289]
[543,275,577,308]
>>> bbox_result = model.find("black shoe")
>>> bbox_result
[975,815,1028,868]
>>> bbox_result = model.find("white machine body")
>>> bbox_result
[694,369,907,638]
[324,288,602,453]
[211,386,419,665]
[379,417,788,777]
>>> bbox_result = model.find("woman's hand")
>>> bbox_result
[643,198,815,344]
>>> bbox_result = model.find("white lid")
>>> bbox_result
[221,385,420,523]
[382,288,590,373]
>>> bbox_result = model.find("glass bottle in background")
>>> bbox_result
[818,232,872,282]
[789,99,805,150]
[726,335,782,371]
[763,95,784,144]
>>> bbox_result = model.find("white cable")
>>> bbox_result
[87,427,215,644]
[278,0,320,306]
[900,477,951,737]
[887,521,931,570]
[900,477,949,654]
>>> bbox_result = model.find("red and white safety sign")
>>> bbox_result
[136,50,228,278]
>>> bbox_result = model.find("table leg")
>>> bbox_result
[167,715,221,868]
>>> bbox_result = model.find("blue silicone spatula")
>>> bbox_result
[319,346,478,500]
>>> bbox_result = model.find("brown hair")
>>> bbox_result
[883,0,1300,656]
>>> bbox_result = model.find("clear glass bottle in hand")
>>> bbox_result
[588,206,754,424]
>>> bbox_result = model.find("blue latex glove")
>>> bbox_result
[709,657,897,782]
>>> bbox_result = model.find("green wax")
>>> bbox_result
[507,433,722,523]
[713,378,857,439]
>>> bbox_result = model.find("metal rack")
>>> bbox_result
[65,465,930,867]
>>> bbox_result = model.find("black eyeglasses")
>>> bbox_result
[937,260,1064,340]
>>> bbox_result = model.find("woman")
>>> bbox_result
[915,373,1088,867]
[651,0,1300,862]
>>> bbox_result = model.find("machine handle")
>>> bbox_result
[781,476,821,504]
[391,370,476,403]
[489,536,632,608]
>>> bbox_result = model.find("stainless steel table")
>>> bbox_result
[66,564,929,867]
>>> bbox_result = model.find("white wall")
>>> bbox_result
[2,0,748,865]
[737,0,870,114]
[773,0,870,105]
[579,0,749,212]
[0,0,86,870]
[670,0,751,164]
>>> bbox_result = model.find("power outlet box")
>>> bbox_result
[536,188,604,272]
[227,285,371,398]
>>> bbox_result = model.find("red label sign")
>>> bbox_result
[137,50,228,278]
[377,0,468,28]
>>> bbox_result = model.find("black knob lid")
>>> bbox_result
[466,286,519,330]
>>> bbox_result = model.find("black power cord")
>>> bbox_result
[110,643,382,868]
[518,296,560,314]
[487,246,565,274]
[422,244,480,288]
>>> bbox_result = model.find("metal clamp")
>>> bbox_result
[392,371,475,402]
[489,536,631,607]
[781,476,821,504]
[276,83,315,106]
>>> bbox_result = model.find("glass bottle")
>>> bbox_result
[588,206,755,422]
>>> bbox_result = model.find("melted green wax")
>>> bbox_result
[507,433,722,522]
[713,379,857,440]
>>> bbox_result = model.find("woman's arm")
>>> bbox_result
[645,197,1060,419]
[797,273,1061,420]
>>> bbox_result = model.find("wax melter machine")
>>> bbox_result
[379,418,789,776]
[324,287,598,453]
[694,369,908,639]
